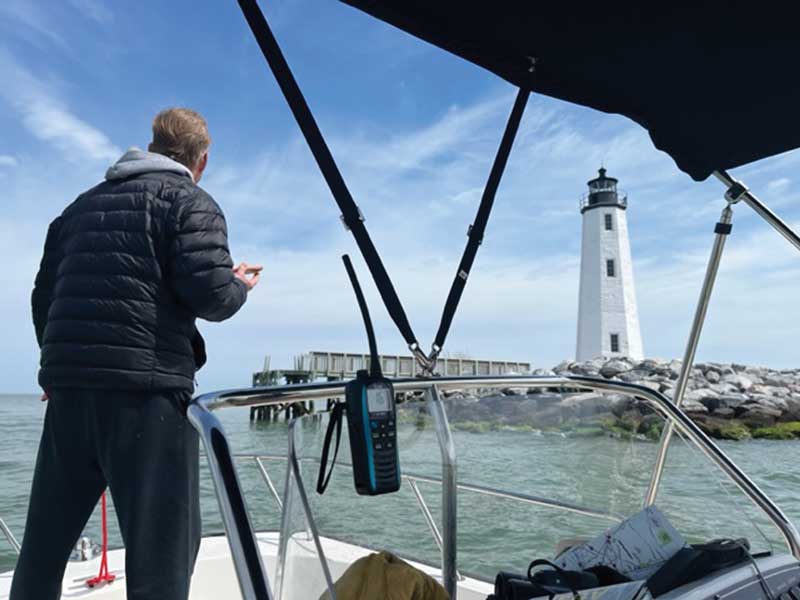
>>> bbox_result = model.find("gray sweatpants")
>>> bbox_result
[9,389,201,600]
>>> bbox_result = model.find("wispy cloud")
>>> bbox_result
[767,177,791,193]
[201,89,800,378]
[0,9,799,393]
[0,155,19,168]
[67,0,113,24]
[18,98,120,162]
[0,1,65,48]
[0,50,120,163]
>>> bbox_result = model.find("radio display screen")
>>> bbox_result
[367,385,392,414]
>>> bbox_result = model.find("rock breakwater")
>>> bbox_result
[438,357,800,441]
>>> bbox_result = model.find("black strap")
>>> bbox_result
[238,0,528,365]
[432,88,529,352]
[237,0,419,349]
[316,402,345,495]
[527,559,593,598]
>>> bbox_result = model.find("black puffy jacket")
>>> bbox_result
[32,150,247,392]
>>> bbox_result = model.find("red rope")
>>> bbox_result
[86,491,116,588]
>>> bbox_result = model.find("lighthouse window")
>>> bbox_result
[604,214,613,230]
[606,259,616,277]
[610,334,620,353]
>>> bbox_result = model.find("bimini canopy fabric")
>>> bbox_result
[341,1,800,181]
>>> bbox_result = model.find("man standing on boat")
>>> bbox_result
[11,108,260,600]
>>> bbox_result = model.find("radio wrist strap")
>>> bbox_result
[316,402,345,495]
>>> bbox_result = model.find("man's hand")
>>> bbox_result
[233,262,262,291]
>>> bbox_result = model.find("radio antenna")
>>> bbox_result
[342,254,381,378]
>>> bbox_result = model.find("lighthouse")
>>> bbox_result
[576,168,643,361]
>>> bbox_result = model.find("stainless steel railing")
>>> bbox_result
[189,375,800,600]
[1,516,20,555]
[224,451,621,584]
[227,455,621,525]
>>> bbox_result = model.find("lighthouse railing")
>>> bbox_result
[579,191,627,211]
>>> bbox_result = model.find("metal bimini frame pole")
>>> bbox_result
[647,169,800,504]
[645,200,735,506]
[714,170,800,253]
[426,386,458,600]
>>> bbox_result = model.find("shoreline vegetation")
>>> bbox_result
[416,357,800,441]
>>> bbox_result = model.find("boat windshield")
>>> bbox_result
[249,384,788,598]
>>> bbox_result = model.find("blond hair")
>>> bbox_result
[148,107,211,168]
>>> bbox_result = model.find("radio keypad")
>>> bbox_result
[370,417,397,483]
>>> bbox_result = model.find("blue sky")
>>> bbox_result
[1,0,799,393]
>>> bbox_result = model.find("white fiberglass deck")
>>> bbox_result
[0,532,493,600]
[5,533,800,600]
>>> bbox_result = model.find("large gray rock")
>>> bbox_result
[682,399,709,414]
[637,380,662,393]
[561,393,620,417]
[533,405,569,427]
[757,385,789,398]
[617,369,652,382]
[722,373,754,391]
[501,387,528,396]
[601,359,633,378]
[683,388,720,412]
[717,393,749,409]
[553,360,573,374]
[783,396,800,420]
[684,388,720,401]
[637,358,671,376]
[709,382,738,395]
[764,373,792,387]
[739,404,782,427]
[532,368,555,376]
[534,392,567,406]
[668,359,683,379]
[610,395,636,417]
[751,396,788,411]
[569,362,601,376]
[705,370,721,384]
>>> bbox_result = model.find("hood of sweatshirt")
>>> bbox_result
[105,147,194,181]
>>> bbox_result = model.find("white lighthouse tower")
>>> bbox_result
[576,168,643,361]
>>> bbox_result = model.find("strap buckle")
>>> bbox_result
[467,224,483,246]
[340,206,365,231]
[409,343,435,375]
[426,344,441,375]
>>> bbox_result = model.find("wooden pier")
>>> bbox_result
[249,351,531,422]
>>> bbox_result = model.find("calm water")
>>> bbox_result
[1,393,799,581]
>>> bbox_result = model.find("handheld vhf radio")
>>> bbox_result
[316,255,400,497]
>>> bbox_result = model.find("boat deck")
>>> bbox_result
[0,531,493,599]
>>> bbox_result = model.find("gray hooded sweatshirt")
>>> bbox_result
[105,147,195,181]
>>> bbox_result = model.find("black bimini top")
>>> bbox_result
[341,1,800,181]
